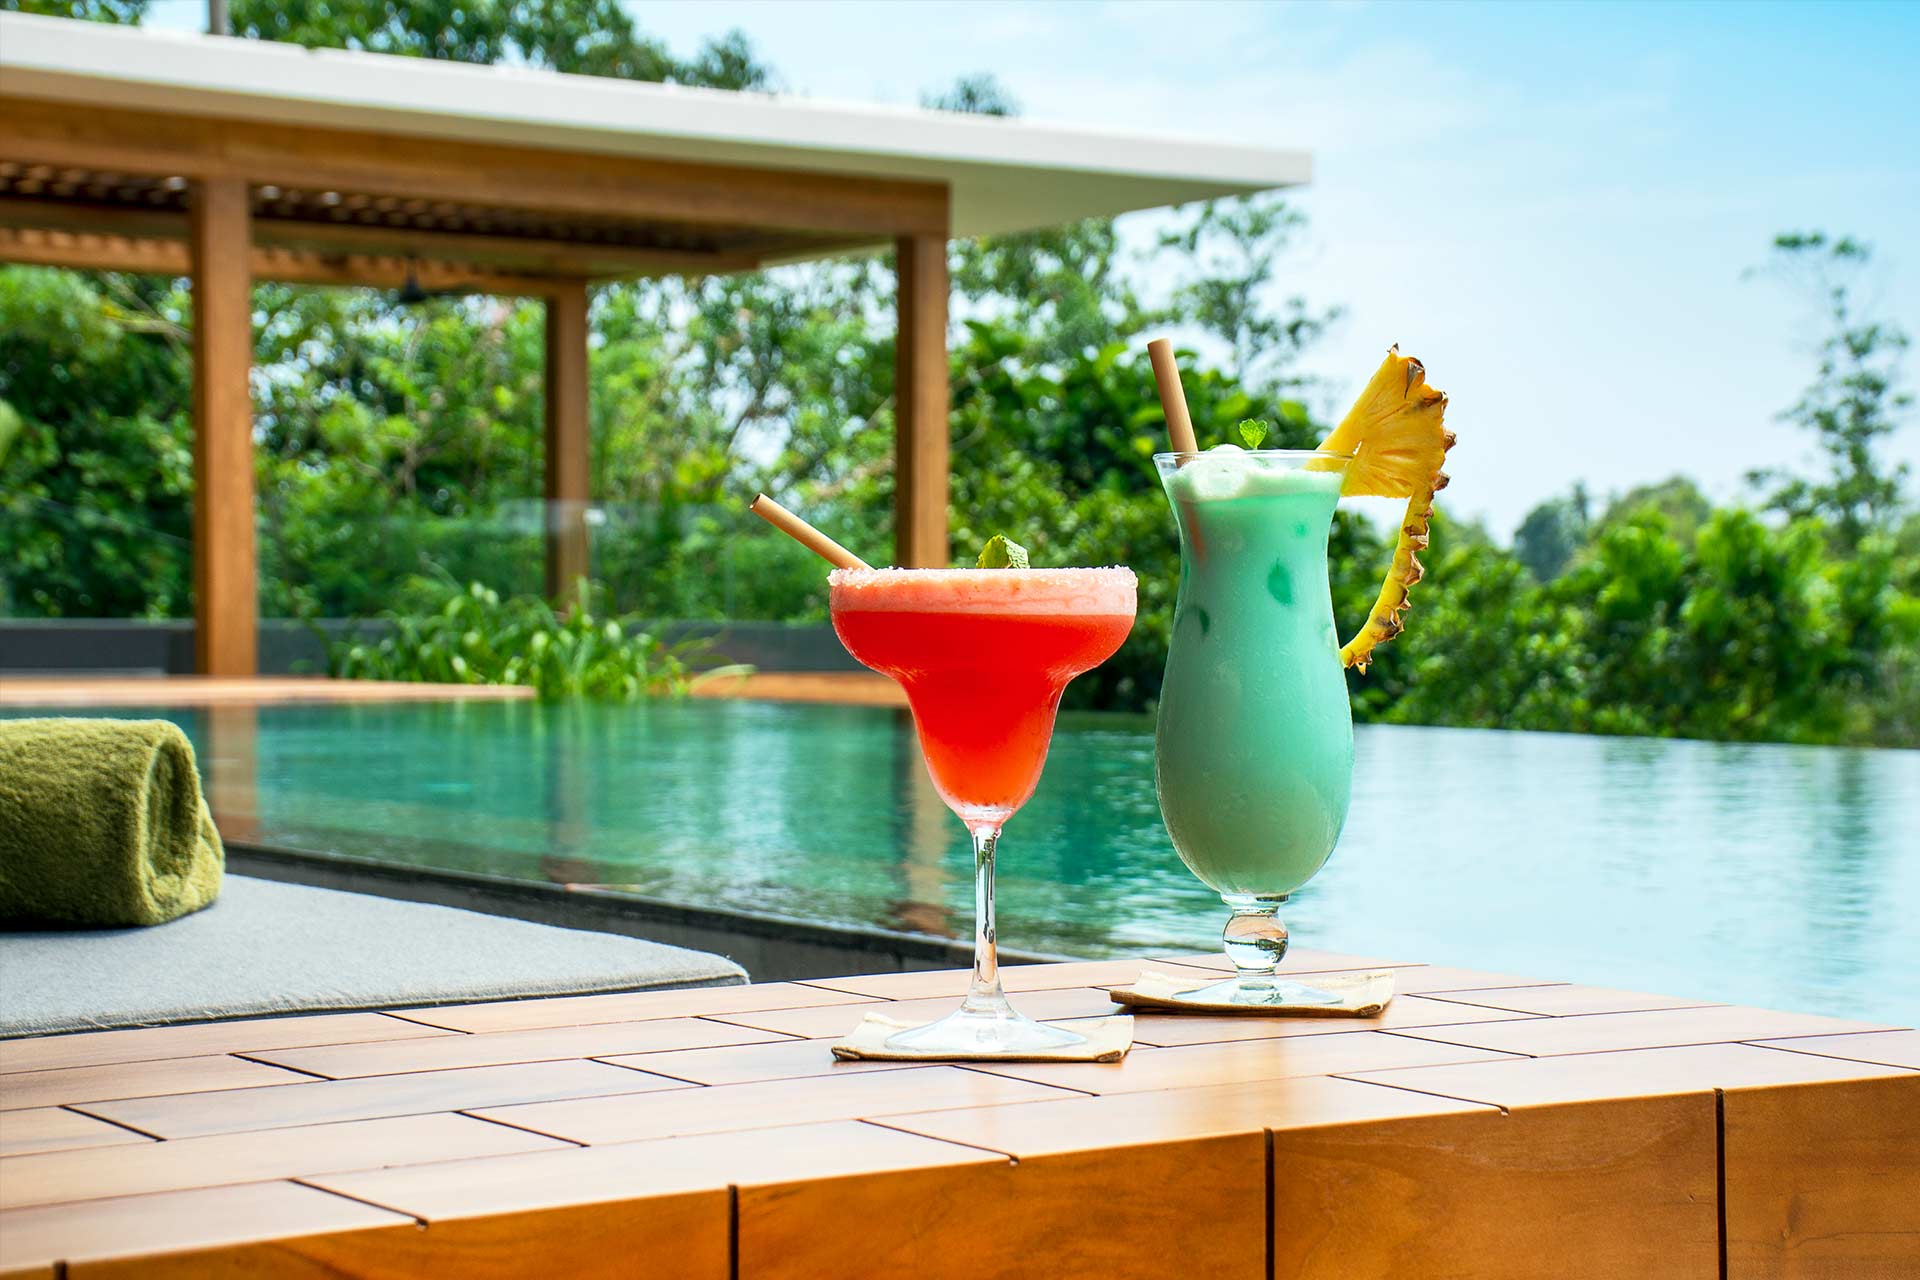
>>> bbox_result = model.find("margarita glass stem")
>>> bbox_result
[962,827,1010,1015]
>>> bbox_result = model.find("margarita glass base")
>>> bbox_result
[881,998,1092,1057]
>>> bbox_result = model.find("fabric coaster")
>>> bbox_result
[829,1012,1134,1062]
[1107,968,1396,1017]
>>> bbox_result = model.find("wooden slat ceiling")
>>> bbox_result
[0,161,857,288]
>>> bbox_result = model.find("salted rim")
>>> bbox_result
[828,566,1137,614]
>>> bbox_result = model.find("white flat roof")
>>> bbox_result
[0,12,1310,238]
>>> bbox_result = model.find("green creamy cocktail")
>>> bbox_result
[1154,448,1355,1005]
[1143,344,1452,1008]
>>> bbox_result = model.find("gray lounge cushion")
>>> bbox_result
[0,874,746,1036]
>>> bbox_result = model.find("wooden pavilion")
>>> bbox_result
[0,12,1309,674]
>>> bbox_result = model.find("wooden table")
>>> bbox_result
[1,950,1914,1278]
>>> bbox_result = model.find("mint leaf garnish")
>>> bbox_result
[977,535,1030,569]
[1237,419,1270,449]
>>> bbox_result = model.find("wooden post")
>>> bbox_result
[894,233,950,568]
[189,177,257,676]
[544,281,591,606]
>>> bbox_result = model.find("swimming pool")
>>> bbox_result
[11,699,1916,1022]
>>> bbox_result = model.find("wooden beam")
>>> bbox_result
[0,194,761,278]
[544,281,592,607]
[0,194,183,239]
[0,226,191,277]
[0,97,948,238]
[250,248,565,296]
[0,226,566,296]
[254,218,758,279]
[188,177,257,677]
[894,233,949,568]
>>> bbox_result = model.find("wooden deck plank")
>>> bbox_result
[0,676,533,708]
[0,1182,413,1278]
[400,982,877,1035]
[967,1030,1519,1096]
[1387,1005,1901,1057]
[0,1055,315,1112]
[1342,1041,1916,1108]
[471,1065,1077,1146]
[878,1073,1493,1158]
[1344,1043,1912,1113]
[0,1113,566,1211]
[1366,966,1568,994]
[1121,994,1540,1048]
[1723,1073,1920,1277]
[245,1017,789,1079]
[310,1120,1001,1222]
[0,1013,451,1075]
[740,1136,1265,1280]
[689,671,905,707]
[597,1038,917,1087]
[74,1060,690,1140]
[1270,1096,1719,1279]
[146,1192,730,1280]
[1422,984,1723,1017]
[798,958,1223,1001]
[0,1109,152,1160]
[1748,1028,1920,1070]
[706,985,1123,1039]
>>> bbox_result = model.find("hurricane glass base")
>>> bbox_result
[1149,975,1350,1010]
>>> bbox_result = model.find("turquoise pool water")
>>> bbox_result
[10,700,1916,1022]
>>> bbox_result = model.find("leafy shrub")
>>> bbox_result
[328,579,726,700]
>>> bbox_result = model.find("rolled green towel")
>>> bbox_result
[0,717,224,927]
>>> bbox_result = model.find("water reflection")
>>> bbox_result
[886,709,959,938]
[9,700,1913,1022]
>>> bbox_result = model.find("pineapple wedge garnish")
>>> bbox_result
[1316,347,1454,672]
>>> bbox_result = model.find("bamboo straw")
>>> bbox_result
[1146,338,1200,455]
[749,494,872,570]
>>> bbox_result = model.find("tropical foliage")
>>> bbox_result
[0,4,1913,743]
[330,579,714,701]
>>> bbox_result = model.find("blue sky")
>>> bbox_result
[626,0,1919,535]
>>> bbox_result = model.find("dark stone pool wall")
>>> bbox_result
[228,842,1069,982]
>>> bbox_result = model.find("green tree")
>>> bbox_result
[1512,483,1590,582]
[1157,198,1339,393]
[1592,476,1713,545]
[0,1,147,21]
[1748,232,1912,549]
[227,0,767,87]
[0,268,193,617]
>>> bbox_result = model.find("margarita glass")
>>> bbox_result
[831,566,1137,1055]
[1154,449,1356,1006]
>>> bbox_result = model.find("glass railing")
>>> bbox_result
[256,497,886,622]
[4,489,889,625]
